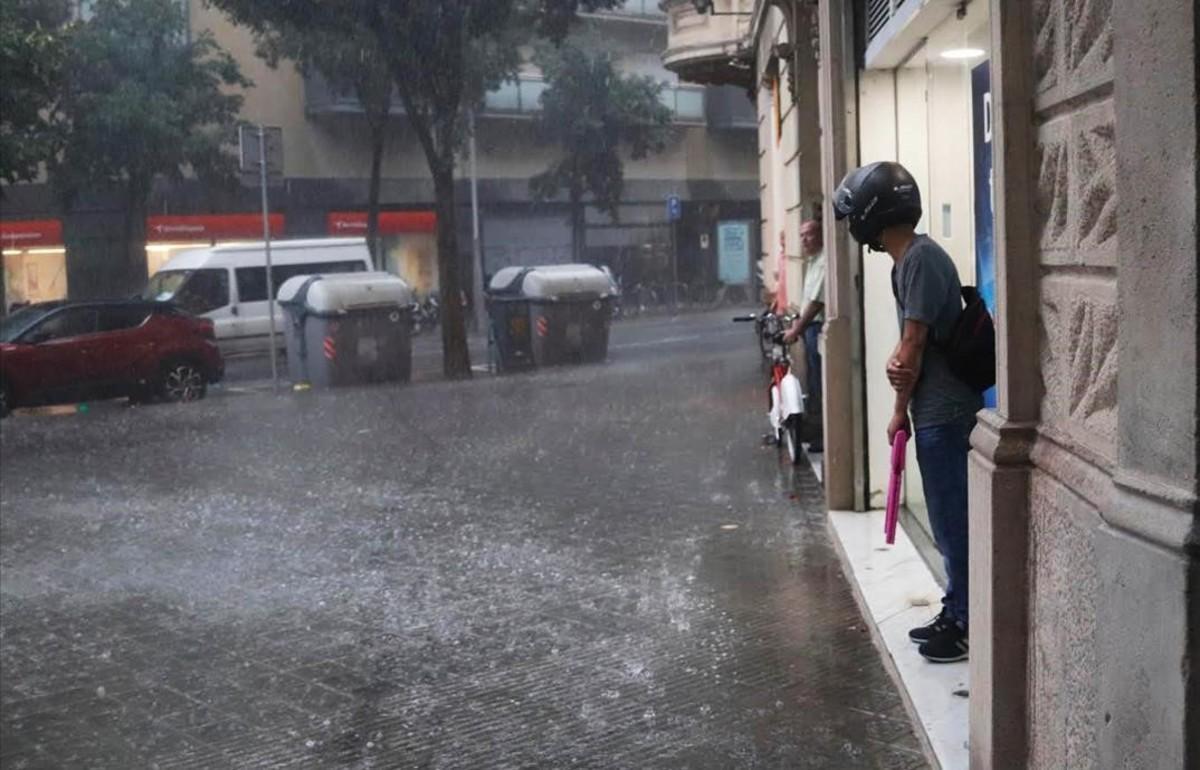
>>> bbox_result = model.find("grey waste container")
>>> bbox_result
[486,264,614,371]
[278,272,414,388]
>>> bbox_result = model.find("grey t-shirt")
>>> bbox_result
[891,235,982,429]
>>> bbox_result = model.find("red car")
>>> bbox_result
[0,300,224,417]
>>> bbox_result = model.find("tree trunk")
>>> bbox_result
[570,187,585,264]
[433,160,471,379]
[122,177,150,297]
[365,121,386,270]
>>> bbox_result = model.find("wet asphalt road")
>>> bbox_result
[0,310,926,768]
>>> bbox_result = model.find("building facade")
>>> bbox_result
[1,0,762,309]
[664,0,1198,767]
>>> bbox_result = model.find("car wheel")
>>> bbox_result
[0,380,10,418]
[159,361,207,403]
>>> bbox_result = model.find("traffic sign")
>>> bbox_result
[238,125,283,182]
[667,194,682,222]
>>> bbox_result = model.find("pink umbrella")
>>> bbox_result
[884,429,908,545]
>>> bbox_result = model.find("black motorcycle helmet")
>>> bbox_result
[833,161,922,251]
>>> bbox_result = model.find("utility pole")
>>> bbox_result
[239,123,283,392]
[469,109,486,334]
[258,125,278,393]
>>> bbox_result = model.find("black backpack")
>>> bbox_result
[941,286,996,392]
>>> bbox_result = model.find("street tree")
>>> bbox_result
[209,0,621,380]
[0,0,70,186]
[530,42,672,262]
[52,0,249,295]
[213,8,394,268]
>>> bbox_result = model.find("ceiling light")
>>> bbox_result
[940,48,985,60]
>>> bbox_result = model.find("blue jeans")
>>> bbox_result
[803,324,823,436]
[914,415,974,630]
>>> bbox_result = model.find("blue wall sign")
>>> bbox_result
[972,60,997,409]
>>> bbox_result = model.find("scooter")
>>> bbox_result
[411,293,441,335]
[734,309,807,465]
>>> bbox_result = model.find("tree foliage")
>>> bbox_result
[52,0,249,205]
[48,0,248,294]
[212,3,394,266]
[209,0,621,379]
[530,41,672,259]
[0,0,70,185]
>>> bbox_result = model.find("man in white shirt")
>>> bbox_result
[783,219,825,452]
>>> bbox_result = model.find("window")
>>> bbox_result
[175,269,230,315]
[236,267,269,303]
[98,306,151,332]
[0,305,54,342]
[238,261,366,303]
[143,270,190,302]
[26,307,99,342]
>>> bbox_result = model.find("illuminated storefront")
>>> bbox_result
[145,213,286,275]
[2,219,67,309]
[325,211,438,293]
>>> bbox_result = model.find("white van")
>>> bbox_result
[142,238,372,356]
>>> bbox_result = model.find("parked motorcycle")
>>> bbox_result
[411,293,441,335]
[734,309,807,465]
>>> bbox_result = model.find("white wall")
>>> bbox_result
[753,6,810,309]
[858,69,904,508]
[856,6,990,510]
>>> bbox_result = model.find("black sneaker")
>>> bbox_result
[918,623,969,663]
[908,607,953,644]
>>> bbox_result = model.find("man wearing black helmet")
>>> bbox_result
[833,161,981,664]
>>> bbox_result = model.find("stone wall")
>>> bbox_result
[1018,0,1199,766]
[1027,0,1115,765]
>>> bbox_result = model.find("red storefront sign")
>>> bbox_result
[146,213,284,242]
[326,211,437,236]
[1,219,63,249]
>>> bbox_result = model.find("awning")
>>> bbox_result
[1,219,63,249]
[326,211,436,236]
[146,213,284,242]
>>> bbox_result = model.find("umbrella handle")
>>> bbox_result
[884,430,909,545]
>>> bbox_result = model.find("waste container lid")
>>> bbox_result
[488,264,613,300]
[488,266,529,295]
[277,272,413,314]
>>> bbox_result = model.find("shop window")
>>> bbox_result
[177,269,230,315]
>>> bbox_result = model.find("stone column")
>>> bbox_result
[975,0,1199,767]
[816,0,866,511]
[1098,1,1198,766]
[968,3,1040,766]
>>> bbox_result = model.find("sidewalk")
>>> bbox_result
[828,511,970,770]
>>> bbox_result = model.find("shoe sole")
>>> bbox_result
[920,651,969,663]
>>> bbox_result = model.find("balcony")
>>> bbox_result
[581,0,667,21]
[661,0,755,89]
[705,84,755,129]
[305,73,707,124]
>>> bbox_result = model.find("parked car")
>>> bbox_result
[0,300,223,417]
[141,237,372,357]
